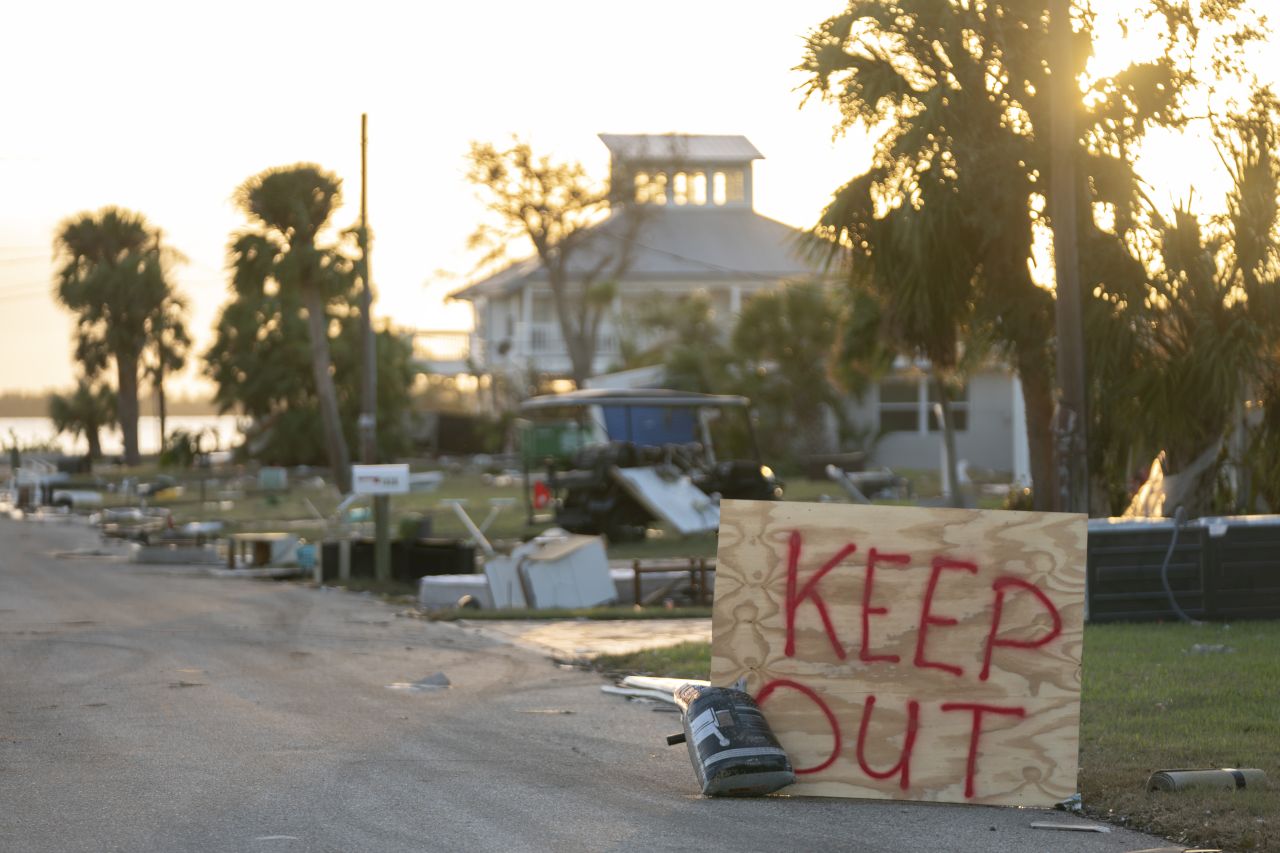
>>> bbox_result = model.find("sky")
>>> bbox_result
[1,1,1273,396]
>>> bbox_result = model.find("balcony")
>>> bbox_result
[519,322,620,357]
[466,322,621,377]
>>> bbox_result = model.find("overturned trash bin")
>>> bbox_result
[666,683,794,797]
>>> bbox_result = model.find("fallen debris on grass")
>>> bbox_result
[1146,768,1267,792]
[1187,644,1235,655]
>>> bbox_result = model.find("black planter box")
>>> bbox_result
[1086,516,1280,622]
[319,539,477,583]
[1202,516,1280,619]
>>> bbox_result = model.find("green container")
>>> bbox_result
[520,421,586,467]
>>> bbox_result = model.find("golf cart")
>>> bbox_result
[518,389,782,541]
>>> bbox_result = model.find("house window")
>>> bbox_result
[712,172,727,205]
[878,379,921,433]
[724,169,745,203]
[634,171,667,204]
[673,172,689,205]
[530,325,553,352]
[928,382,969,432]
[878,376,969,433]
[690,171,707,205]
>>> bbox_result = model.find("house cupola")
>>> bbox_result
[598,133,763,210]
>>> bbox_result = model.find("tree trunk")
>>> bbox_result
[547,269,597,388]
[302,287,352,494]
[86,427,102,461]
[794,403,836,458]
[156,368,168,450]
[1016,348,1058,512]
[932,376,965,509]
[116,352,141,466]
[563,323,595,388]
[827,397,855,449]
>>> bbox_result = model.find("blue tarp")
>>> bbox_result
[601,406,697,447]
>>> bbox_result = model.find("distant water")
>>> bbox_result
[0,415,244,457]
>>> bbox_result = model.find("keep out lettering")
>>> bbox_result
[753,531,1063,799]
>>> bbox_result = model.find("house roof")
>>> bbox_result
[598,134,764,164]
[449,207,822,302]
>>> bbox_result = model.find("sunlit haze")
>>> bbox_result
[2,1,1275,396]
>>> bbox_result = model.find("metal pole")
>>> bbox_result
[359,113,377,463]
[358,113,391,581]
[1049,0,1089,515]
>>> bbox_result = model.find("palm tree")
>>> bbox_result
[1087,90,1280,515]
[54,207,173,466]
[231,164,353,493]
[49,381,116,460]
[796,1,1258,510]
[145,288,191,447]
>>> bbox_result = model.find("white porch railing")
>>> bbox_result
[517,322,620,357]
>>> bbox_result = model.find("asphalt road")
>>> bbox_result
[0,517,1175,853]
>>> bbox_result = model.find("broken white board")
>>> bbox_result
[601,685,680,704]
[610,467,719,535]
[521,535,614,609]
[622,675,710,694]
[603,678,713,705]
[484,540,540,609]
[419,574,493,610]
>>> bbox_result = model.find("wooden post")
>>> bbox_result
[358,114,390,584]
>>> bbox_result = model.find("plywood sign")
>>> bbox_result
[711,500,1086,806]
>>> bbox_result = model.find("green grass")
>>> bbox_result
[95,464,995,550]
[117,470,869,561]
[113,470,531,539]
[592,640,713,680]
[597,622,1280,852]
[1079,621,1280,851]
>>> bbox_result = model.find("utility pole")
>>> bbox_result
[1049,0,1090,515]
[359,113,377,463]
[358,113,390,581]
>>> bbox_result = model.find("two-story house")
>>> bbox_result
[445,132,1024,476]
[448,133,820,382]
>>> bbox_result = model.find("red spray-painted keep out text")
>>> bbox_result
[755,531,1062,798]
